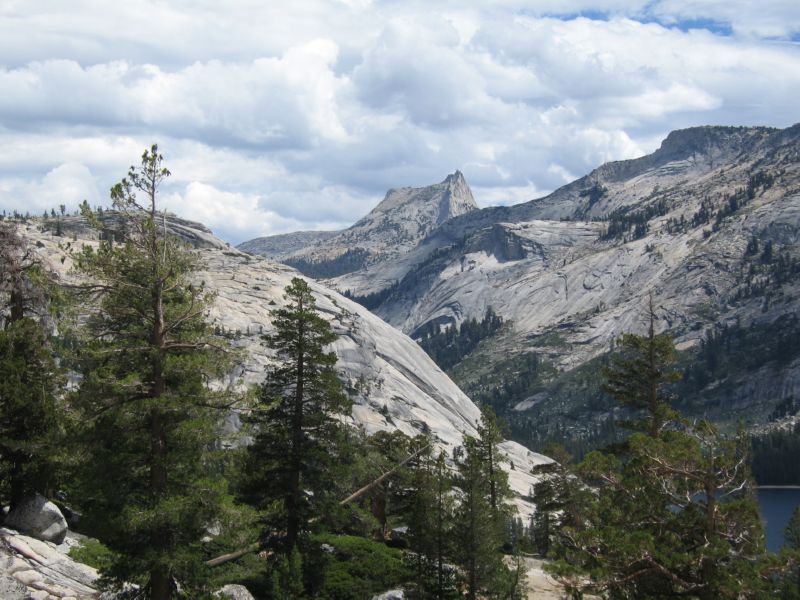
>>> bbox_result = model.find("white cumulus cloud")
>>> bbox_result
[0,1,798,243]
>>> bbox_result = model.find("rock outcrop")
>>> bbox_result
[237,230,339,261]
[5,495,68,545]
[0,528,100,599]
[371,590,404,600]
[242,171,479,281]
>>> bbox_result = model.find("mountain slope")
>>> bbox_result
[237,230,338,260]
[404,126,800,442]
[251,125,800,447]
[16,216,548,516]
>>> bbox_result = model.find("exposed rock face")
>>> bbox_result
[237,230,338,261]
[5,495,68,545]
[0,528,100,599]
[245,125,800,437]
[371,590,404,600]
[43,212,228,250]
[0,571,27,600]
[241,171,479,280]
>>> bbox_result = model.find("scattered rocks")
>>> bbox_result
[5,494,68,544]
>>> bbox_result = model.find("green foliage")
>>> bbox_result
[601,305,681,438]
[349,429,419,539]
[461,350,551,424]
[342,280,399,311]
[751,424,800,485]
[0,318,64,505]
[787,507,800,551]
[0,222,65,506]
[271,547,305,600]
[405,446,459,599]
[416,308,503,372]
[530,445,578,558]
[1,222,52,323]
[285,248,370,279]
[549,424,779,598]
[779,506,800,598]
[242,277,351,553]
[72,145,236,598]
[453,407,517,600]
[734,239,800,300]
[681,315,800,395]
[308,534,411,600]
[600,198,669,241]
[68,538,119,572]
[545,325,791,599]
[578,181,608,213]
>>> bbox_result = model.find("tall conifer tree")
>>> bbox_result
[74,145,234,599]
[548,317,787,598]
[244,277,350,554]
[407,445,457,599]
[453,407,514,600]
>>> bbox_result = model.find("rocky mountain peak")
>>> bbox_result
[238,171,481,280]
[653,125,777,163]
[441,170,478,221]
[371,170,477,221]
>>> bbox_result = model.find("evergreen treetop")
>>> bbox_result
[601,300,681,438]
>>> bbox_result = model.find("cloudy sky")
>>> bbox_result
[1,1,799,244]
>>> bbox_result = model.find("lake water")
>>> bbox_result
[756,487,800,552]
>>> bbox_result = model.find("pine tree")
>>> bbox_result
[73,145,234,599]
[0,222,64,508]
[407,446,457,599]
[548,325,786,598]
[341,428,417,541]
[601,299,680,438]
[243,277,350,555]
[270,547,305,600]
[475,406,505,511]
[453,408,514,600]
[531,443,577,558]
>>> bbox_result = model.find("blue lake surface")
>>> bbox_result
[756,487,800,552]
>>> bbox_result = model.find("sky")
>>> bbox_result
[0,1,799,244]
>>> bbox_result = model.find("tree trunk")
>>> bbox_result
[436,474,444,598]
[488,443,497,511]
[8,289,24,324]
[149,276,169,600]
[150,566,171,600]
[371,494,387,539]
[467,497,477,600]
[287,313,305,553]
[699,464,717,600]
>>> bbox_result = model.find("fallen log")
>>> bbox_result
[205,542,262,568]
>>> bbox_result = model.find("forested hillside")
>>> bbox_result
[0,148,547,599]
